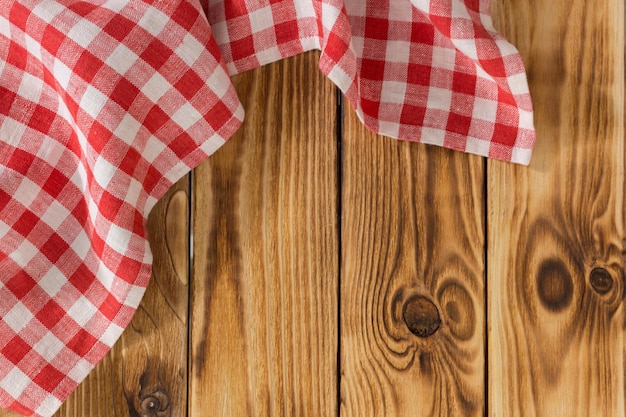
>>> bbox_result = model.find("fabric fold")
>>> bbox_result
[0,0,534,415]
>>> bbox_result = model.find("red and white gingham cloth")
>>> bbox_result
[0,0,534,415]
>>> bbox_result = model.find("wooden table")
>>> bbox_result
[2,0,623,415]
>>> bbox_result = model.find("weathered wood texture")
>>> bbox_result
[488,0,625,416]
[339,112,485,417]
[56,177,189,417]
[189,53,339,417]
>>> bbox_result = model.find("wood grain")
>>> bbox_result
[52,178,189,417]
[189,52,338,417]
[488,0,625,416]
[339,111,485,416]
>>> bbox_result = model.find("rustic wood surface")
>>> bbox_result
[339,113,485,417]
[1,1,624,416]
[189,52,339,417]
[488,0,625,416]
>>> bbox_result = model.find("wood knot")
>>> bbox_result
[402,295,441,338]
[438,281,475,341]
[140,390,170,417]
[590,267,613,295]
[536,259,573,312]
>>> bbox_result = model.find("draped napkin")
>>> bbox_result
[0,0,534,415]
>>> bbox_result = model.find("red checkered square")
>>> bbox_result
[32,365,65,394]
[446,111,472,136]
[39,233,70,264]
[364,17,389,40]
[274,20,299,44]
[66,330,97,357]
[5,272,37,300]
[1,0,534,416]
[140,39,173,70]
[2,337,31,366]
[35,301,65,329]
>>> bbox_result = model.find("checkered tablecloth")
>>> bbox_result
[0,0,534,415]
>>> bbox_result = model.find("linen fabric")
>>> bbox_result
[0,0,534,415]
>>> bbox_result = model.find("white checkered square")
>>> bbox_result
[99,323,124,347]
[454,38,478,60]
[320,2,341,32]
[387,3,415,22]
[38,267,67,298]
[1,368,30,399]
[9,239,39,269]
[420,126,446,146]
[125,284,148,307]
[35,396,63,417]
[507,72,531,96]
[511,147,532,165]
[52,58,73,88]
[13,177,41,209]
[431,46,456,70]
[69,163,89,191]
[70,230,92,260]
[41,200,71,231]
[137,6,170,36]
[31,1,65,24]
[171,102,203,130]
[252,46,282,66]
[25,34,43,62]
[123,178,144,209]
[92,156,118,189]
[381,80,407,104]
[378,120,401,137]
[66,297,98,327]
[426,86,452,111]
[80,85,109,119]
[0,118,27,146]
[519,109,533,130]
[114,114,144,145]
[105,224,133,255]
[106,44,140,75]
[142,134,168,164]
[67,358,94,383]
[95,261,117,293]
[472,97,498,121]
[465,136,491,156]
[385,40,412,63]
[294,1,316,19]
[32,333,65,362]
[67,19,101,49]
[451,0,471,19]
[0,14,9,36]
[248,7,275,33]
[175,33,205,67]
[3,304,34,334]
[35,137,67,170]
[140,72,172,103]
[206,66,233,98]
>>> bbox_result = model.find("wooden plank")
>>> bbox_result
[488,0,625,416]
[189,52,338,417]
[48,177,189,417]
[339,113,486,416]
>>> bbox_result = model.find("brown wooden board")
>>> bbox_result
[339,109,486,416]
[189,52,339,417]
[488,0,625,416]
